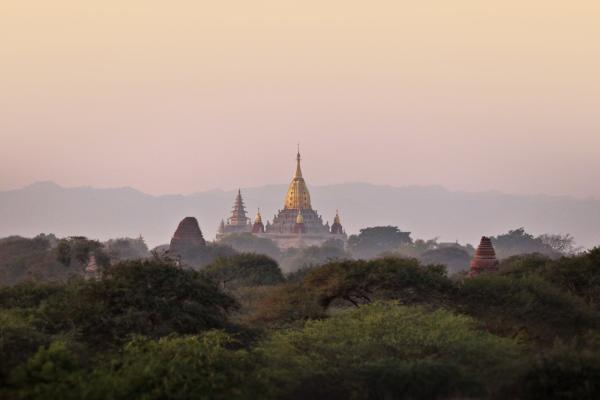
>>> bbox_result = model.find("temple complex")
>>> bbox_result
[217,149,347,249]
[469,236,499,276]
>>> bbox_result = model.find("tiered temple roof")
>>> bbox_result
[469,236,499,276]
[229,189,250,226]
[217,190,252,238]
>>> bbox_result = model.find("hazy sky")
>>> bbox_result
[2,1,599,197]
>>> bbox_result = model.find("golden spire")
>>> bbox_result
[284,146,312,210]
[294,144,302,178]
[255,208,262,224]
[295,210,304,224]
[333,209,341,224]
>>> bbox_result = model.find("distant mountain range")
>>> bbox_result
[1,181,599,249]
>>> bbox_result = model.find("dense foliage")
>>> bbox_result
[348,226,413,259]
[1,234,600,399]
[203,253,285,288]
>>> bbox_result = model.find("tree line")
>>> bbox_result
[1,245,599,399]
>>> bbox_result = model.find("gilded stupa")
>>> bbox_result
[217,148,347,248]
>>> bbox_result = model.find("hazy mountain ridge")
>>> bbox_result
[1,181,599,249]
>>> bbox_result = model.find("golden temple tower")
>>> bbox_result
[284,150,312,210]
[216,147,348,249]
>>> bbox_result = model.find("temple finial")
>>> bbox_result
[294,146,303,178]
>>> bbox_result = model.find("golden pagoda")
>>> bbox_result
[284,151,312,210]
[216,148,347,248]
[252,208,265,233]
[261,148,347,248]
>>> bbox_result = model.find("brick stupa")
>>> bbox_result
[169,217,206,254]
[469,236,499,276]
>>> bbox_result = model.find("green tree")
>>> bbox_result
[0,235,53,285]
[219,233,281,260]
[540,247,600,310]
[246,283,325,327]
[0,310,50,385]
[82,332,270,400]
[6,340,85,400]
[491,228,559,259]
[174,242,238,269]
[498,249,600,311]
[456,275,597,342]
[279,244,351,274]
[538,233,581,256]
[35,260,239,346]
[105,237,150,261]
[419,246,472,275]
[520,335,600,399]
[303,257,454,308]
[203,253,285,289]
[348,226,412,259]
[258,303,524,399]
[497,253,551,279]
[250,257,454,326]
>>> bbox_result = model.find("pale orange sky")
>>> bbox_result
[1,1,599,197]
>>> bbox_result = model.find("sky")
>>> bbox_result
[1,1,599,198]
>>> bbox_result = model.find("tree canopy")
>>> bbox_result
[2,236,600,399]
[348,226,413,259]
